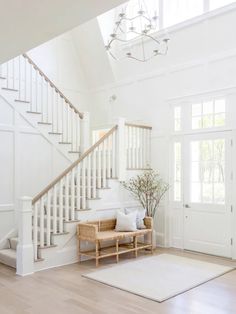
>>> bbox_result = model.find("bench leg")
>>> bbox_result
[95,240,99,267]
[134,236,138,258]
[116,239,119,263]
[78,238,81,263]
[151,231,154,254]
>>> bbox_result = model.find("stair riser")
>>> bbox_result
[0,250,16,269]
[9,238,18,250]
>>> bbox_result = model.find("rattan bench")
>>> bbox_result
[77,217,153,267]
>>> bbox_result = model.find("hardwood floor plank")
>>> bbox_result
[0,248,235,314]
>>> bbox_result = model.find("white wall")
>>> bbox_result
[0,95,70,242]
[68,6,236,247]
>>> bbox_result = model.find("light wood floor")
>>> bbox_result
[0,248,236,314]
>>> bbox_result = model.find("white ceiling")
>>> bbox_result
[0,0,126,64]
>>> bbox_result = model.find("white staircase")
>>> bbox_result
[0,54,152,274]
[0,54,89,162]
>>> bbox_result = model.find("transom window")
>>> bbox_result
[192,99,226,130]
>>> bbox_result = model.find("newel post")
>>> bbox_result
[16,197,34,276]
[117,117,127,182]
[81,111,90,153]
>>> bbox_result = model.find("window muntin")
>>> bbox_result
[191,99,226,130]
[174,142,182,201]
[190,139,225,204]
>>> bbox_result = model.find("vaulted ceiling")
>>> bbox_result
[0,0,126,64]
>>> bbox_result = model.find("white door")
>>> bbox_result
[183,132,232,257]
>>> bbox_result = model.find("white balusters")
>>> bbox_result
[102,141,107,188]
[92,151,96,198]
[76,164,81,210]
[65,174,69,221]
[125,124,152,169]
[97,147,102,188]
[53,185,57,234]
[33,202,39,260]
[87,154,91,199]
[30,126,119,261]
[71,169,75,220]
[1,54,83,150]
[81,160,86,209]
[46,191,51,246]
[59,180,63,233]
[39,198,44,248]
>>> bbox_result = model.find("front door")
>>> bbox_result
[183,131,232,257]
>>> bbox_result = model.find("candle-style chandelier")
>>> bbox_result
[105,0,169,62]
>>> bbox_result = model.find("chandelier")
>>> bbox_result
[105,0,169,62]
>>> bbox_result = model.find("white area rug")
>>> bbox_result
[83,254,233,302]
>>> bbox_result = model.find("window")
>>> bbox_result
[190,139,225,204]
[210,0,235,10]
[98,0,236,45]
[174,106,181,131]
[174,142,182,201]
[163,0,204,28]
[192,99,225,130]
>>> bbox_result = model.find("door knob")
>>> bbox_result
[184,204,191,208]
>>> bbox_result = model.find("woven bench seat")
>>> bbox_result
[77,217,153,266]
[96,229,151,241]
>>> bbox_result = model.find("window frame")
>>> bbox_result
[109,0,236,46]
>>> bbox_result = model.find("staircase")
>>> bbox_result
[0,54,152,274]
[0,54,88,162]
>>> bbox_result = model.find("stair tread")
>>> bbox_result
[2,87,18,91]
[27,111,41,114]
[0,248,16,256]
[0,249,16,268]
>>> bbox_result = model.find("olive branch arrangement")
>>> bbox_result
[122,170,169,218]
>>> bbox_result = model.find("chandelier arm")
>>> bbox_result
[106,0,169,62]
[128,30,161,45]
[108,50,119,60]
[118,15,152,24]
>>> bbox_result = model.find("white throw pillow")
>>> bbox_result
[115,211,137,232]
[125,207,146,229]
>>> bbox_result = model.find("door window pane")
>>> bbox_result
[190,139,225,204]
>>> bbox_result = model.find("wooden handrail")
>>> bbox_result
[32,125,118,204]
[22,53,84,119]
[125,122,152,130]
